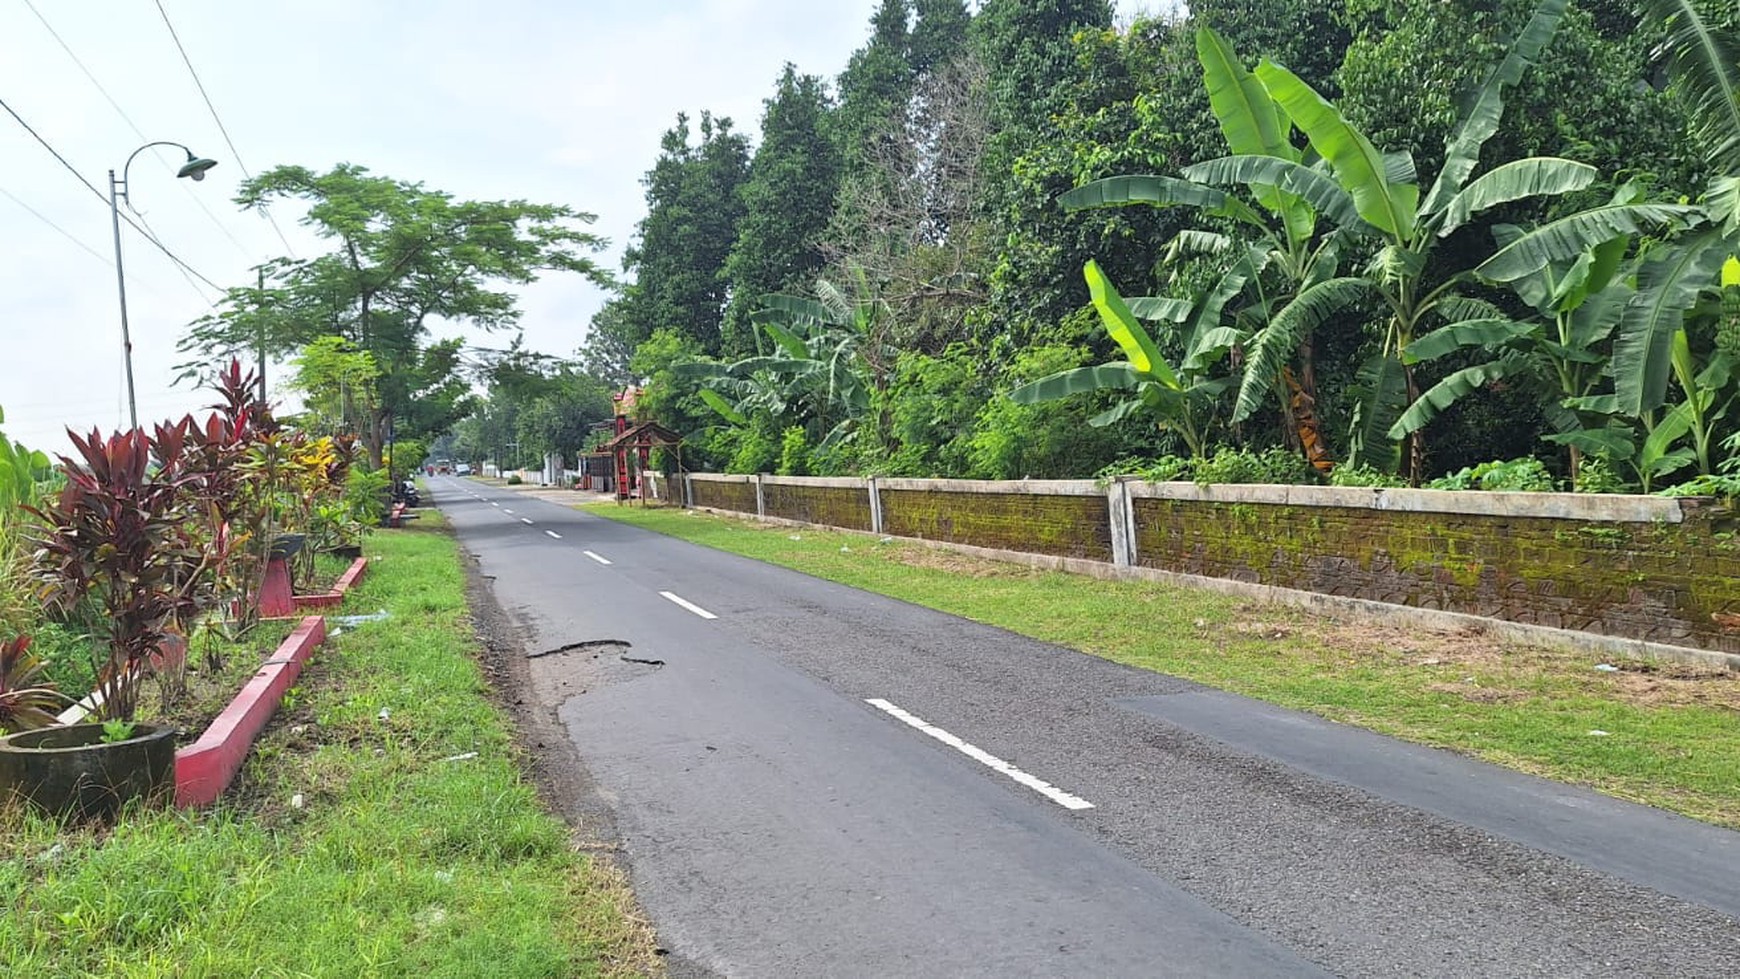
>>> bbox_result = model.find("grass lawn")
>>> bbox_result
[588,503,1740,829]
[0,513,656,977]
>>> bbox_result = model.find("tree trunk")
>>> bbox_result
[1404,364,1425,486]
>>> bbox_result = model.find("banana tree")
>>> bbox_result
[1247,0,1705,480]
[1009,261,1239,458]
[1388,190,1644,481]
[1058,26,1354,466]
[681,268,896,451]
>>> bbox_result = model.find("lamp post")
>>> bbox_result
[109,142,219,432]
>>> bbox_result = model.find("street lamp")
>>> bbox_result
[109,142,219,432]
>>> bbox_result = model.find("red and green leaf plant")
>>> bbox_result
[27,428,208,721]
[0,634,69,734]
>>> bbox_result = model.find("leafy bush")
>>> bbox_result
[777,427,811,476]
[1573,457,1628,494]
[1329,463,1407,488]
[1429,458,1557,492]
[725,423,779,475]
[1192,447,1317,486]
[506,474,523,485]
[1094,456,1194,485]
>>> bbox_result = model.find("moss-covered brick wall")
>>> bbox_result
[881,488,1113,561]
[692,478,757,515]
[762,483,874,531]
[1132,495,1740,653]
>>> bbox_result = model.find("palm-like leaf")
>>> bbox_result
[1058,175,1228,214]
[1641,0,1740,172]
[756,295,838,328]
[697,389,747,425]
[1436,157,1598,237]
[1401,318,1535,364]
[1422,0,1569,215]
[1233,277,1366,421]
[1255,61,1418,240]
[1089,399,1148,428]
[1474,203,1702,283]
[1388,353,1530,438]
[1194,26,1312,238]
[1348,352,1409,471]
[1196,27,1291,161]
[1182,155,1366,233]
[1009,363,1141,404]
[1126,297,1195,323]
[1613,229,1731,415]
[1085,261,1173,386]
[1165,229,1234,258]
[760,321,811,359]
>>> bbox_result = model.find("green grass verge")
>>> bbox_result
[1,514,654,977]
[587,504,1740,829]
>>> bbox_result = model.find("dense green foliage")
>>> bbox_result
[520,1,1740,492]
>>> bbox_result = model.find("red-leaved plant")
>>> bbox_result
[27,428,208,721]
[0,634,69,733]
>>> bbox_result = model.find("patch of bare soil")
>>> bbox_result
[1234,601,1740,712]
[890,544,1041,579]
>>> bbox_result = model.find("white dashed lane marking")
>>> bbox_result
[660,591,716,619]
[864,698,1094,811]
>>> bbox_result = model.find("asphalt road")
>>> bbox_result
[433,476,1740,978]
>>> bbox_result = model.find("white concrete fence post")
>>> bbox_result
[754,474,766,518]
[1106,477,1136,569]
[867,476,883,534]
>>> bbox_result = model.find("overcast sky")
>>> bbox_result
[1,1,1150,454]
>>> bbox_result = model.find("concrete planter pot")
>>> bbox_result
[0,722,177,820]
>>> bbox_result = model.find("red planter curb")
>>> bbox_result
[292,556,369,610]
[174,615,326,807]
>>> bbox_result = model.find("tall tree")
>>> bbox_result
[181,163,609,467]
[619,113,751,355]
[834,0,914,171]
[720,65,843,357]
[909,0,972,77]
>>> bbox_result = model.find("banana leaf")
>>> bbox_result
[1436,157,1597,237]
[1009,363,1140,405]
[1255,61,1418,240]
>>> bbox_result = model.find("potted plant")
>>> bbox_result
[0,720,177,820]
[7,427,207,817]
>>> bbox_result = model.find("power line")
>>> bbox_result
[151,0,298,258]
[0,93,225,293]
[20,0,253,258]
[0,185,112,266]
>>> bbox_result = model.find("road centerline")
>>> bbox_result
[865,698,1094,811]
[546,530,563,539]
[584,550,612,566]
[660,591,716,619]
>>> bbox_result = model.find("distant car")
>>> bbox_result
[456,464,473,476]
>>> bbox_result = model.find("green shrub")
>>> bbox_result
[1094,455,1194,484]
[506,474,523,485]
[1192,446,1317,486]
[1430,457,1557,492]
[726,424,779,475]
[1329,463,1407,488]
[777,427,811,476]
[1573,456,1628,494]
